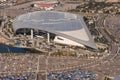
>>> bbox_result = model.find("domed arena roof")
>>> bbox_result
[13,11,97,49]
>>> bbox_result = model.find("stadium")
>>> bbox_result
[13,11,97,49]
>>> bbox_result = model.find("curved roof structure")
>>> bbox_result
[13,11,97,49]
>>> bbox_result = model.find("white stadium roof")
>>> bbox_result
[13,11,97,49]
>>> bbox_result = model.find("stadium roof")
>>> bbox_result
[114,76,120,80]
[13,11,97,49]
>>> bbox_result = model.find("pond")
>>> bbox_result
[0,43,41,53]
